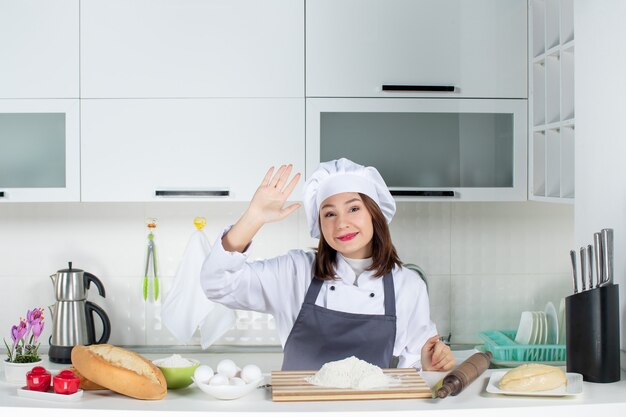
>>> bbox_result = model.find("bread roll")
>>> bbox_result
[66,366,107,391]
[71,344,166,400]
[499,364,567,392]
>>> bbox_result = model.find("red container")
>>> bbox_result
[53,370,80,395]
[26,366,51,392]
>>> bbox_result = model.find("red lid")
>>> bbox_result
[28,366,49,375]
[56,370,78,380]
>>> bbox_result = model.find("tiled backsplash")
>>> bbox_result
[0,201,573,348]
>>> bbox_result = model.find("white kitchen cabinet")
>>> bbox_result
[529,0,575,203]
[81,99,304,202]
[80,0,304,99]
[306,0,527,99]
[307,98,527,202]
[0,0,79,99]
[0,99,80,202]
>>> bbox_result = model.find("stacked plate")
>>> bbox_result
[514,302,562,345]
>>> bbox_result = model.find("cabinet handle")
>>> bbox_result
[382,85,455,92]
[390,190,455,197]
[155,190,230,197]
[0,191,4,198]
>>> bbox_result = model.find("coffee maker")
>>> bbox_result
[48,262,111,364]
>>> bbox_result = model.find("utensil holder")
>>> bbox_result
[565,284,621,382]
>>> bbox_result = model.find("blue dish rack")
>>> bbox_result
[479,330,566,363]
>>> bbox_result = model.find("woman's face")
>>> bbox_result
[319,192,374,259]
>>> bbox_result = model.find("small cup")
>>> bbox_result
[26,366,51,392]
[53,370,80,395]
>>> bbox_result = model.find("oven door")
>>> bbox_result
[306,98,527,201]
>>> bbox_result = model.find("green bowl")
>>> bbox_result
[155,359,201,389]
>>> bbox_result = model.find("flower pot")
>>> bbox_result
[3,359,43,384]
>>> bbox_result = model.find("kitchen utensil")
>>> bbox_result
[17,386,84,402]
[579,247,587,291]
[514,311,533,345]
[544,302,558,345]
[270,368,431,401]
[436,352,492,398]
[569,250,578,293]
[600,228,614,286]
[193,376,265,400]
[486,371,583,396]
[48,262,111,364]
[143,218,159,301]
[594,232,603,287]
[586,245,594,289]
[154,359,201,389]
[566,284,621,382]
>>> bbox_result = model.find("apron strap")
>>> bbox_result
[382,272,396,317]
[304,276,324,305]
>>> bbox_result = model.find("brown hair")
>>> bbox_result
[314,193,402,280]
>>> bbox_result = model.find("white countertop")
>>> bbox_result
[2,352,626,417]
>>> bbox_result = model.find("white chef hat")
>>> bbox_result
[303,158,396,239]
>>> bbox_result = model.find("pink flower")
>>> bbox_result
[11,319,28,347]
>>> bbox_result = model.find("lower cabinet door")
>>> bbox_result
[81,99,304,202]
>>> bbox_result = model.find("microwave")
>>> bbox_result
[306,98,527,201]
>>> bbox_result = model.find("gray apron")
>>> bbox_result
[281,272,397,371]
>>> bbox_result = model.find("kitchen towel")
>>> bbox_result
[161,230,236,348]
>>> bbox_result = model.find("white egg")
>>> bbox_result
[229,377,246,386]
[193,365,214,383]
[240,364,262,384]
[208,373,229,386]
[216,359,238,378]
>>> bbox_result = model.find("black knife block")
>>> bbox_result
[565,284,621,382]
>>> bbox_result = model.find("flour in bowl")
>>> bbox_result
[306,356,391,389]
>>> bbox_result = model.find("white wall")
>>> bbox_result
[0,201,573,348]
[575,0,626,366]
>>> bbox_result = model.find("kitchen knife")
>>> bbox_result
[570,250,578,293]
[587,244,594,289]
[601,228,614,286]
[594,232,603,288]
[580,247,587,291]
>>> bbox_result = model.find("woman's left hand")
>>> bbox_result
[420,335,456,371]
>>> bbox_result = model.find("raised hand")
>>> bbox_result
[222,164,301,253]
[248,164,302,224]
[420,335,456,371]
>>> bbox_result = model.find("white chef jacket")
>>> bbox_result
[200,231,438,369]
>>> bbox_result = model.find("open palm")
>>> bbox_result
[248,164,301,223]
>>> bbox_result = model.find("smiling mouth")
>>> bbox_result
[337,232,358,241]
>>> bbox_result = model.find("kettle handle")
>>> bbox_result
[84,272,106,298]
[85,301,111,345]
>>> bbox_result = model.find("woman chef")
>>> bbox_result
[201,158,455,371]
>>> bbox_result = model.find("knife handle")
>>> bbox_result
[601,228,614,286]
[580,247,587,291]
[570,250,578,293]
[594,232,603,287]
[587,245,593,289]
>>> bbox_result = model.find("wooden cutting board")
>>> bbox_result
[271,368,432,402]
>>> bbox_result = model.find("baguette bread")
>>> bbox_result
[499,364,567,392]
[66,366,108,391]
[71,344,167,400]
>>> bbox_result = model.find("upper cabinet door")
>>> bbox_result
[0,99,80,202]
[0,0,79,98]
[81,98,304,202]
[81,0,304,98]
[306,0,527,98]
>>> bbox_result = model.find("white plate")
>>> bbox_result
[514,311,534,345]
[545,302,559,344]
[486,371,583,396]
[193,376,265,400]
[17,387,83,402]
